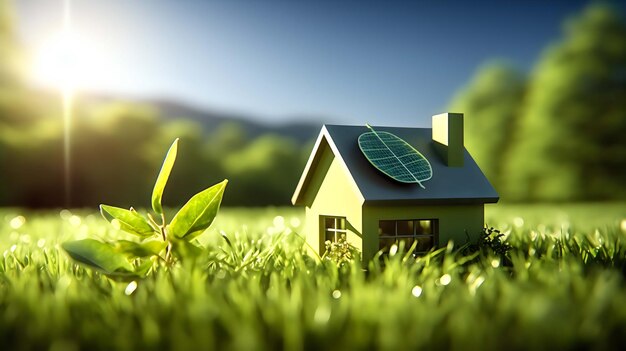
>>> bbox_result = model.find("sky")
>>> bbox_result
[14,0,592,127]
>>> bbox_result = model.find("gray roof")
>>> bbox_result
[292,124,499,205]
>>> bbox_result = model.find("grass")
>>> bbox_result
[1,203,626,350]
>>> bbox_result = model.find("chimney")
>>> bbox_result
[432,112,464,167]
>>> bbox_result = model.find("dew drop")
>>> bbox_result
[313,306,331,324]
[273,216,285,230]
[332,290,342,299]
[474,276,485,288]
[69,215,81,227]
[60,209,72,220]
[389,244,398,257]
[9,216,25,230]
[290,217,301,228]
[125,281,138,295]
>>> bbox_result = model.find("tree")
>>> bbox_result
[0,0,23,87]
[448,62,525,193]
[0,0,32,127]
[223,135,302,205]
[204,122,248,159]
[505,4,626,201]
[71,103,163,207]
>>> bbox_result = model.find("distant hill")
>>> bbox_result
[152,99,323,143]
[81,94,321,144]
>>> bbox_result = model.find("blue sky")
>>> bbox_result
[15,0,591,127]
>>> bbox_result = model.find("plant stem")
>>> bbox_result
[160,212,172,265]
[146,213,160,233]
[159,212,167,242]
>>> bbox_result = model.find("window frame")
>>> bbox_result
[321,216,347,244]
[378,219,439,254]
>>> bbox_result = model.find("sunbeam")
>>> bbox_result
[62,0,72,207]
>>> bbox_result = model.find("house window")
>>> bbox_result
[322,216,347,243]
[378,219,439,254]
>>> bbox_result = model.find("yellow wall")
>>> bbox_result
[303,144,364,256]
[362,204,484,260]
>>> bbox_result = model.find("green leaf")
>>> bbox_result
[114,240,167,258]
[152,138,179,215]
[169,179,228,239]
[62,239,134,274]
[133,259,156,277]
[170,238,204,260]
[358,124,433,188]
[100,205,155,237]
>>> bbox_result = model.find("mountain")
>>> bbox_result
[152,99,323,143]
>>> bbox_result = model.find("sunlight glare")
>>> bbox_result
[32,0,84,206]
[31,31,104,92]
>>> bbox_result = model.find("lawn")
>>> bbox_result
[1,203,626,350]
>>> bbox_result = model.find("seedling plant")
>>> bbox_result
[62,139,227,277]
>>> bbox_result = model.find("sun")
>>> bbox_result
[30,30,105,93]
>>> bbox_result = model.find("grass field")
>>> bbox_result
[1,203,626,350]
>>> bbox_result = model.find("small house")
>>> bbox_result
[291,113,499,261]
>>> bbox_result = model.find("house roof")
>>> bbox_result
[292,124,499,206]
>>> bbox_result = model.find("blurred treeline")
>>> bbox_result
[1,96,316,208]
[449,4,626,202]
[1,104,311,208]
[0,98,311,208]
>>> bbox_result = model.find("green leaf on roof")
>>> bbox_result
[358,124,433,188]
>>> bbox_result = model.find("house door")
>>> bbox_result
[320,216,346,253]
